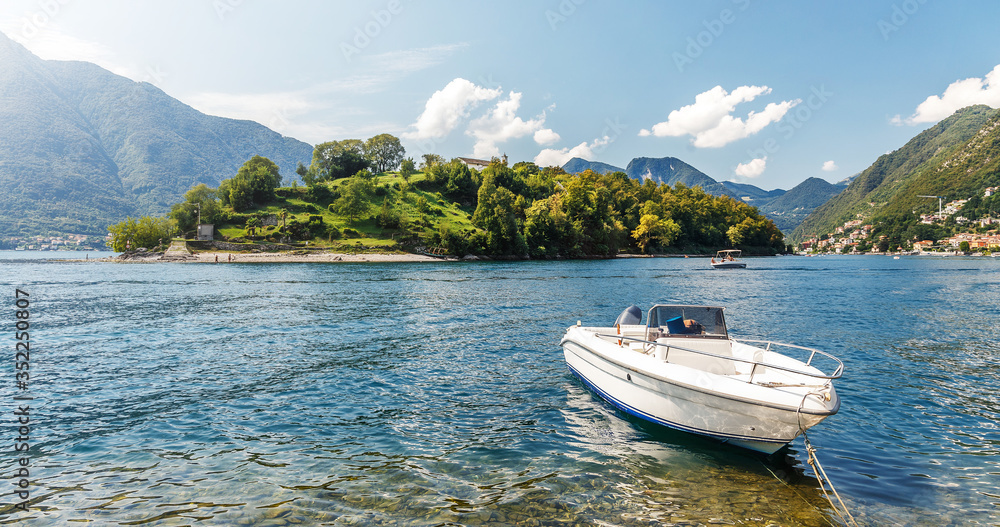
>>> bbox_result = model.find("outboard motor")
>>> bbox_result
[614,305,642,326]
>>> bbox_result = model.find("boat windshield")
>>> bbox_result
[647,305,727,338]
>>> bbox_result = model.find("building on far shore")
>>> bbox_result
[197,224,214,241]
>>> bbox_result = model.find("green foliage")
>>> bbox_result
[219,156,283,212]
[375,200,405,229]
[633,214,681,253]
[107,216,176,251]
[305,140,365,184]
[420,153,444,170]
[472,162,529,256]
[400,158,416,181]
[306,183,334,204]
[168,183,222,233]
[245,216,262,236]
[334,173,376,221]
[363,133,405,173]
[424,159,479,203]
[158,152,785,257]
[793,105,998,243]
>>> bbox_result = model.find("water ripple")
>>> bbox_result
[1,256,997,525]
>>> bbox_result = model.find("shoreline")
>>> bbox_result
[106,250,447,263]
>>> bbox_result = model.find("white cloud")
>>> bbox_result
[402,78,501,141]
[897,64,1000,125]
[734,156,767,178]
[640,85,799,148]
[822,160,838,172]
[533,128,561,145]
[466,91,549,158]
[189,46,467,144]
[533,136,610,167]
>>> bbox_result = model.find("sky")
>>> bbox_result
[2,0,1000,191]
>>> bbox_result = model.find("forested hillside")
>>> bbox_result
[791,105,997,243]
[116,153,788,258]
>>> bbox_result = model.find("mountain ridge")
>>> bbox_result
[561,155,844,234]
[0,30,313,237]
[790,104,998,243]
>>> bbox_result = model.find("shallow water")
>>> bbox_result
[1,255,997,525]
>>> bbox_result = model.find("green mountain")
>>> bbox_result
[758,177,846,234]
[720,180,786,203]
[0,30,312,238]
[790,105,998,243]
[562,157,624,175]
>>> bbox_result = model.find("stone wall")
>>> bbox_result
[187,240,297,252]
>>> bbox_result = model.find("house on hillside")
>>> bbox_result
[458,154,507,169]
[458,157,490,169]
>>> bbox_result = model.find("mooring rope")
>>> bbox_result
[797,392,860,527]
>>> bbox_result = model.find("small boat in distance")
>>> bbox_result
[711,249,746,269]
[560,305,843,454]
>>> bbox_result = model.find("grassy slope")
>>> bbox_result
[210,172,475,252]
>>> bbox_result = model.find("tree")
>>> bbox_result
[245,216,262,237]
[632,214,681,253]
[524,195,573,257]
[420,153,444,170]
[227,176,255,212]
[399,157,416,182]
[107,216,176,251]
[221,156,282,210]
[168,184,221,233]
[364,133,405,173]
[305,140,367,183]
[237,155,282,202]
[334,173,376,221]
[472,167,527,255]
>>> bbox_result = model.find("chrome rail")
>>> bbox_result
[732,338,845,380]
[594,333,843,384]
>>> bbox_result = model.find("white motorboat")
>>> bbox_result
[560,305,843,454]
[711,249,746,269]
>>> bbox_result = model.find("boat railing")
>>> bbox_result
[732,338,845,381]
[594,333,843,385]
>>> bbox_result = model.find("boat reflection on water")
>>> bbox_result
[561,381,839,526]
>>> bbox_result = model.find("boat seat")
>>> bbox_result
[656,338,736,375]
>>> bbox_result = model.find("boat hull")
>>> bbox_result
[561,330,837,454]
[711,262,746,269]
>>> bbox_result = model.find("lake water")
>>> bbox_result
[1,253,997,526]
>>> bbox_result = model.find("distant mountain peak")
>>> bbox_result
[0,32,313,237]
[561,157,624,175]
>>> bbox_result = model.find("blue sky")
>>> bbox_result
[2,1,1000,191]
